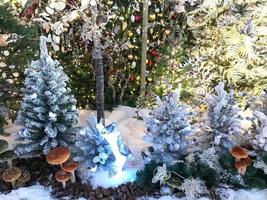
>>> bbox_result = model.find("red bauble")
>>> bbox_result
[19,0,39,22]
[171,13,178,20]
[150,49,159,57]
[147,60,153,66]
[129,74,136,81]
[135,15,142,22]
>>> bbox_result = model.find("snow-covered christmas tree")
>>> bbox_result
[205,82,242,148]
[248,92,267,152]
[144,90,194,165]
[15,36,79,155]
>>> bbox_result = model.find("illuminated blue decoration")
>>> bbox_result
[74,115,132,176]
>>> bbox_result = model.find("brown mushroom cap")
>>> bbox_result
[240,157,252,166]
[46,147,70,165]
[231,146,248,159]
[55,170,71,182]
[235,161,247,169]
[17,169,31,183]
[2,167,22,182]
[61,159,79,173]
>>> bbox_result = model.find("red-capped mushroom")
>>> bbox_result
[61,159,79,183]
[46,147,70,166]
[55,170,71,189]
[234,157,252,175]
[231,146,248,161]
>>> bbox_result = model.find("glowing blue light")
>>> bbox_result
[101,123,127,176]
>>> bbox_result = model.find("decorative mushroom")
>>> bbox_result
[61,159,79,183]
[55,170,71,189]
[0,150,18,167]
[0,139,8,153]
[46,147,70,166]
[2,167,22,189]
[235,157,252,175]
[16,169,31,187]
[231,146,248,162]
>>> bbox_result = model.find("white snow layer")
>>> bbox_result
[1,184,267,200]
[0,185,53,200]
[90,168,137,189]
[139,189,267,200]
[139,196,209,200]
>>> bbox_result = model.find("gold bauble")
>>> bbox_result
[149,14,156,21]
[128,55,134,60]
[164,30,171,35]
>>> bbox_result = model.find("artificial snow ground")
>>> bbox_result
[1,185,267,200]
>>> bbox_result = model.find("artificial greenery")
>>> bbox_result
[136,148,267,192]
[0,3,39,120]
[136,160,159,191]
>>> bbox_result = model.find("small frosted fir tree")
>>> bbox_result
[15,36,79,155]
[248,92,267,152]
[144,90,194,164]
[205,82,242,148]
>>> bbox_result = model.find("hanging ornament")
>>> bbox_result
[149,14,156,21]
[172,13,178,20]
[136,28,141,35]
[155,7,160,13]
[129,74,136,81]
[128,31,133,37]
[107,0,113,6]
[131,61,137,68]
[150,49,159,57]
[164,30,171,36]
[128,54,134,60]
[147,60,153,67]
[134,15,142,23]
[122,22,128,31]
[3,50,9,56]
[19,0,39,22]
[119,16,125,21]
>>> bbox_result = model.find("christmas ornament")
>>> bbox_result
[134,15,142,22]
[129,74,136,81]
[128,55,134,60]
[150,49,159,57]
[19,0,39,22]
[149,14,156,21]
[164,29,171,35]
[147,60,154,70]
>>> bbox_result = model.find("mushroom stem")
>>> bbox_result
[18,182,25,187]
[62,181,66,189]
[238,166,247,175]
[7,160,12,168]
[11,181,16,189]
[70,171,76,183]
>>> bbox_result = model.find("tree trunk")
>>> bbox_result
[92,3,105,124]
[140,0,149,97]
